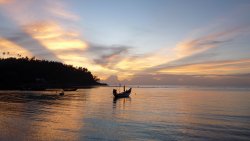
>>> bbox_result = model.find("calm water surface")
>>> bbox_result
[0,87,250,141]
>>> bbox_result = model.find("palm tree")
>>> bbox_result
[2,52,5,58]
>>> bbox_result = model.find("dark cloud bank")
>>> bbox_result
[86,44,130,66]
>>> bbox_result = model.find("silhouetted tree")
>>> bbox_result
[0,57,105,90]
[93,75,100,82]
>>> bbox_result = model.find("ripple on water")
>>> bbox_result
[0,87,250,141]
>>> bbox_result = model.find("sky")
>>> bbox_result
[0,0,250,86]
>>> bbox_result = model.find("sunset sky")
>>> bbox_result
[0,0,250,85]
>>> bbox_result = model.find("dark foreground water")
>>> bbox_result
[0,87,250,141]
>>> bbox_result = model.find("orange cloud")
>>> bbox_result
[0,0,12,4]
[21,21,94,72]
[0,0,92,70]
[1,0,249,81]
[47,1,79,21]
[113,27,246,80]
[174,28,241,58]
[158,59,250,75]
[115,29,237,70]
[23,21,87,51]
[0,0,79,23]
[0,38,32,57]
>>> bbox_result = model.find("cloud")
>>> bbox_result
[157,58,250,75]
[90,45,130,67]
[134,24,250,77]
[0,38,32,58]
[0,0,115,79]
[174,29,239,58]
[1,0,250,82]
[46,0,79,21]
[0,0,79,23]
[112,28,241,76]
[0,0,12,4]
[0,0,87,64]
[0,18,61,60]
[23,21,87,51]
[140,26,250,75]
[126,6,250,78]
[104,73,250,87]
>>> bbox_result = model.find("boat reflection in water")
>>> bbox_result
[113,97,132,109]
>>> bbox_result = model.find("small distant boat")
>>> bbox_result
[59,91,64,96]
[113,88,132,98]
[63,88,77,91]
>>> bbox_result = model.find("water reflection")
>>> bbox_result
[113,97,131,109]
[1,87,250,141]
[0,90,88,141]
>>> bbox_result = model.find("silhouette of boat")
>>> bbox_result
[113,88,132,98]
[59,91,64,96]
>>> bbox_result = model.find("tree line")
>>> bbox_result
[0,57,105,90]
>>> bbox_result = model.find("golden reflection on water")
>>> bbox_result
[0,91,86,141]
[0,87,250,141]
[28,98,84,140]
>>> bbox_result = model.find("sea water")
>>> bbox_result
[0,86,250,141]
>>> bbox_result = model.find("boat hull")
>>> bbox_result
[113,88,132,98]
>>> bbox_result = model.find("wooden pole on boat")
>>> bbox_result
[119,83,121,93]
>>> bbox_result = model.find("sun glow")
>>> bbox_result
[24,21,88,51]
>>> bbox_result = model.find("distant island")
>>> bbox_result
[0,57,106,90]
